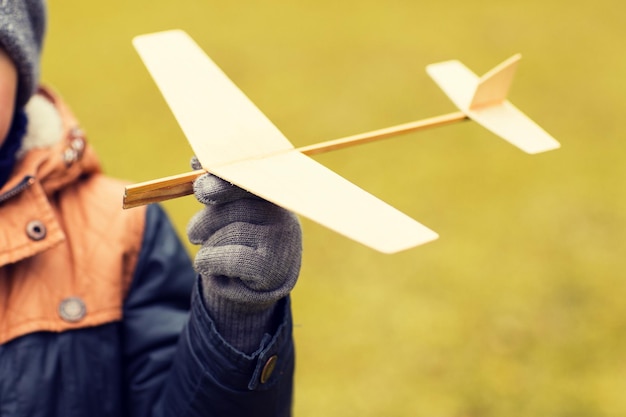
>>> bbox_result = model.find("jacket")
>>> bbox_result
[0,88,295,417]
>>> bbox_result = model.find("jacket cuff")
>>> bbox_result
[186,277,294,391]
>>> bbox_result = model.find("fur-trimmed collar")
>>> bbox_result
[1,88,102,196]
[17,93,64,159]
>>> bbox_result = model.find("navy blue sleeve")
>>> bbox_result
[122,204,295,417]
[122,204,196,416]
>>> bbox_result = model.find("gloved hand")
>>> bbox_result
[187,157,302,353]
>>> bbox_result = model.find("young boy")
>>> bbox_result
[0,1,302,416]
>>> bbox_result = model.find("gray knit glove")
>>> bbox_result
[187,157,302,353]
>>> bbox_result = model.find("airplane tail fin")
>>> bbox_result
[469,53,520,109]
[427,54,560,154]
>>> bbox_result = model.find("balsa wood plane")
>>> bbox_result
[123,29,560,254]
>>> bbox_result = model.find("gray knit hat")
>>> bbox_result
[0,0,46,108]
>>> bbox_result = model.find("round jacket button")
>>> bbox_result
[260,355,278,384]
[58,297,87,323]
[25,220,46,241]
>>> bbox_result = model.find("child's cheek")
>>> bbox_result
[0,47,17,147]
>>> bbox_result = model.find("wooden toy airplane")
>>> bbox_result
[123,29,559,253]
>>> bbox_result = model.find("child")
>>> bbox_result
[0,1,302,416]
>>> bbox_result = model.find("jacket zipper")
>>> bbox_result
[0,176,35,205]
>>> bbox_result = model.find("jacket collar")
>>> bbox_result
[0,87,102,266]
[1,87,101,197]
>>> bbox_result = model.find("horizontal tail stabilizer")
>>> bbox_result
[426,60,477,111]
[470,102,560,154]
[427,55,560,154]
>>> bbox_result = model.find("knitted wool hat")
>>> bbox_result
[0,0,46,108]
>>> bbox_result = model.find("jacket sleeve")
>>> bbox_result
[122,204,295,417]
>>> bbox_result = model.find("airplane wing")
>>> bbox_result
[133,30,294,167]
[211,151,438,254]
[426,57,560,154]
[133,30,438,253]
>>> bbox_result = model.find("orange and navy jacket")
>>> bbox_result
[0,88,295,416]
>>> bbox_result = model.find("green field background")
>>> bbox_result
[43,1,625,416]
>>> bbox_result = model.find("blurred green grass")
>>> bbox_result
[43,1,626,415]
